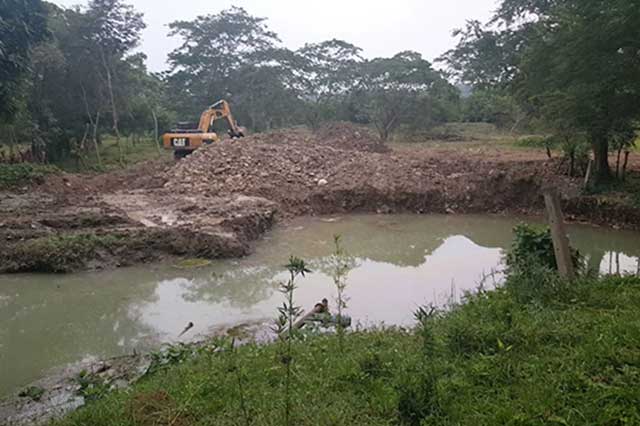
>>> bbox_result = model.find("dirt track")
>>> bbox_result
[1,123,639,273]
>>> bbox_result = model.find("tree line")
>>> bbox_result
[1,0,639,182]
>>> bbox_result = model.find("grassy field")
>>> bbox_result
[390,122,555,155]
[56,270,640,426]
[55,136,171,172]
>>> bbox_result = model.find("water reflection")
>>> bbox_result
[1,214,639,397]
[599,252,640,276]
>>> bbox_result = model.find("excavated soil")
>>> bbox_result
[1,123,638,273]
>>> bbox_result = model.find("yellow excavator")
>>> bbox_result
[162,100,245,159]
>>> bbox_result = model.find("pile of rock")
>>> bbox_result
[164,132,367,202]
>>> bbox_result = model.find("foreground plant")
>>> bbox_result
[330,235,355,351]
[273,256,311,426]
[225,338,251,426]
[414,303,438,359]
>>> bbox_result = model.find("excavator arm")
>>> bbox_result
[198,100,244,138]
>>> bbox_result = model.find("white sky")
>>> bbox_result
[51,0,499,72]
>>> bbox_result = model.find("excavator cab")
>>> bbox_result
[162,99,245,159]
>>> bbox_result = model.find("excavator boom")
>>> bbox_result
[198,100,244,138]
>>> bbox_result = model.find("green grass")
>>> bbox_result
[56,136,171,173]
[512,135,558,149]
[389,122,557,155]
[0,163,60,188]
[0,233,123,273]
[55,273,640,426]
[393,122,516,144]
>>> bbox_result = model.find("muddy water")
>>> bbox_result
[2,214,640,397]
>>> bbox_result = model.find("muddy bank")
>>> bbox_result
[0,354,151,426]
[1,123,638,273]
[0,192,276,273]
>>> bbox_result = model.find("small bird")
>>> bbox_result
[178,321,194,337]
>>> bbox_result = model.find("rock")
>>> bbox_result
[317,179,328,186]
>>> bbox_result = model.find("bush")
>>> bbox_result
[505,224,583,303]
[0,163,59,188]
[506,224,581,272]
[506,224,557,271]
[559,134,590,176]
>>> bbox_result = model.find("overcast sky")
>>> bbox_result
[51,0,499,72]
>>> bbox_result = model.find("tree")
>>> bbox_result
[0,0,48,120]
[11,1,155,165]
[83,0,145,163]
[296,39,363,129]
[439,20,525,90]
[167,6,282,124]
[462,88,526,131]
[118,53,175,147]
[517,0,640,181]
[443,0,640,182]
[356,52,457,141]
[229,47,304,131]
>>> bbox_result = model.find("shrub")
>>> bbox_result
[505,224,582,303]
[506,224,557,271]
[0,163,59,188]
[506,224,581,273]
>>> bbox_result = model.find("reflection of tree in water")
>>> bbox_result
[566,224,640,274]
[251,215,640,272]
[258,215,518,268]
[122,216,640,328]
[179,265,284,309]
[309,255,362,278]
[143,218,640,323]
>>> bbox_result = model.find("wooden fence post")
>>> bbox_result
[543,189,575,280]
[583,159,593,190]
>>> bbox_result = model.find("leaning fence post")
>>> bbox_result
[543,189,575,280]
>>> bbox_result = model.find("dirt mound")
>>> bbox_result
[165,135,368,207]
[163,122,405,213]
[240,127,316,145]
[235,122,387,153]
[164,128,580,217]
[316,122,389,153]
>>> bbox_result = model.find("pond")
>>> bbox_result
[1,214,639,397]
